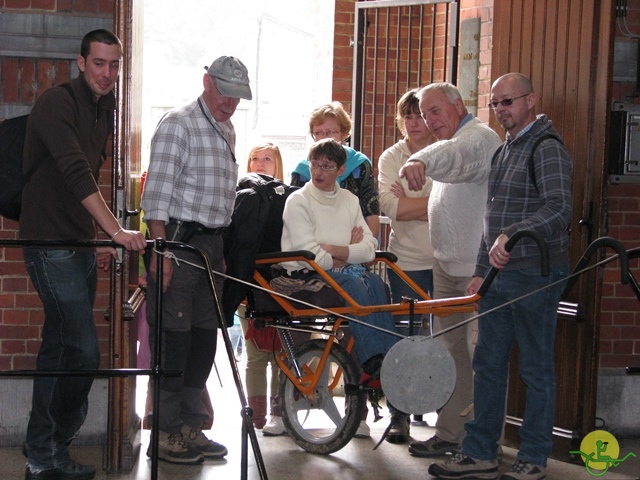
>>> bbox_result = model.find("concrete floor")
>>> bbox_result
[5,336,639,480]
[4,425,639,479]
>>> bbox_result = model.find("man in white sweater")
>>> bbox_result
[400,83,502,456]
[281,139,398,380]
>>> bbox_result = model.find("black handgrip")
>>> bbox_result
[561,237,630,299]
[255,250,316,261]
[477,230,549,297]
[626,247,640,303]
[375,250,398,263]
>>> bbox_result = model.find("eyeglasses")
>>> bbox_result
[309,161,338,172]
[312,129,340,138]
[488,93,530,109]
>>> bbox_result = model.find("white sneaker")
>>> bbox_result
[354,420,370,438]
[262,416,286,436]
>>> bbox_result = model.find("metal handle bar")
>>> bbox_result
[561,236,630,299]
[624,246,639,302]
[477,230,549,297]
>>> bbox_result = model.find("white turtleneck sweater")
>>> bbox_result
[280,181,378,273]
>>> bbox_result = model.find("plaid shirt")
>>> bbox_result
[142,96,238,228]
[475,114,573,277]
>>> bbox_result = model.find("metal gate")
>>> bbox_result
[351,0,459,165]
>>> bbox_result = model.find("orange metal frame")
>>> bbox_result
[251,251,481,402]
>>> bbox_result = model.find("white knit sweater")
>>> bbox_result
[378,139,435,271]
[409,117,502,277]
[280,181,378,273]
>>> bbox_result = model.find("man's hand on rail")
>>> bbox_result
[112,228,147,252]
[398,160,426,191]
[489,233,511,269]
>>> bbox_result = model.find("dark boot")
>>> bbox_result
[247,396,268,429]
[385,405,410,444]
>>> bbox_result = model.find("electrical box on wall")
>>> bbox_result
[609,102,640,184]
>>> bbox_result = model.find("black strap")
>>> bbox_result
[527,134,563,192]
[197,98,237,163]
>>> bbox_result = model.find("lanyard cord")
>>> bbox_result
[197,98,237,163]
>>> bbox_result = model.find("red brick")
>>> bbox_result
[14,294,44,309]
[2,309,31,325]
[26,339,42,355]
[613,340,634,354]
[5,0,30,8]
[98,0,114,13]
[0,325,40,339]
[599,326,620,340]
[0,340,27,354]
[13,355,37,370]
[31,0,55,10]
[37,59,54,95]
[599,354,635,368]
[20,59,36,104]
[57,0,73,12]
[0,355,12,370]
[1,277,29,292]
[74,0,99,13]
[3,58,20,102]
[599,340,612,354]
[0,295,15,308]
[53,60,71,86]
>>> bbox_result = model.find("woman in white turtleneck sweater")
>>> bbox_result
[281,139,398,376]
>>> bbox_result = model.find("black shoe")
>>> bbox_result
[409,434,460,457]
[385,413,410,444]
[25,460,96,480]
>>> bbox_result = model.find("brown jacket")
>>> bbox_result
[19,75,115,242]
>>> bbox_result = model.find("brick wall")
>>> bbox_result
[0,2,114,371]
[0,1,112,13]
[333,0,490,170]
[600,0,640,370]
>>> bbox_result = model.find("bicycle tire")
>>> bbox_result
[279,339,366,454]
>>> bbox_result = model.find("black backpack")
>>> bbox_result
[222,173,299,327]
[0,84,75,221]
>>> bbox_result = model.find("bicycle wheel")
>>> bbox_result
[279,339,366,454]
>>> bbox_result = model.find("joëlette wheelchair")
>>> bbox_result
[233,230,556,455]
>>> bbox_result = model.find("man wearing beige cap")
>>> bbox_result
[142,55,251,465]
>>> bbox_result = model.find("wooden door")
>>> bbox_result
[106,0,145,472]
[490,0,615,462]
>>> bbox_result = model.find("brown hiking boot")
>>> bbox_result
[146,430,204,465]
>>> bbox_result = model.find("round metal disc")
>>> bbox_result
[381,335,456,414]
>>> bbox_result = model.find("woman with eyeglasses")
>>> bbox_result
[281,139,398,412]
[290,102,381,238]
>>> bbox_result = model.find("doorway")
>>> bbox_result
[113,0,338,472]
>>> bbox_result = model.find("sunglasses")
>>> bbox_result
[488,93,529,109]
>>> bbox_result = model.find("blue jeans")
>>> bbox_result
[23,248,100,471]
[461,265,568,467]
[322,269,399,363]
[387,268,433,336]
